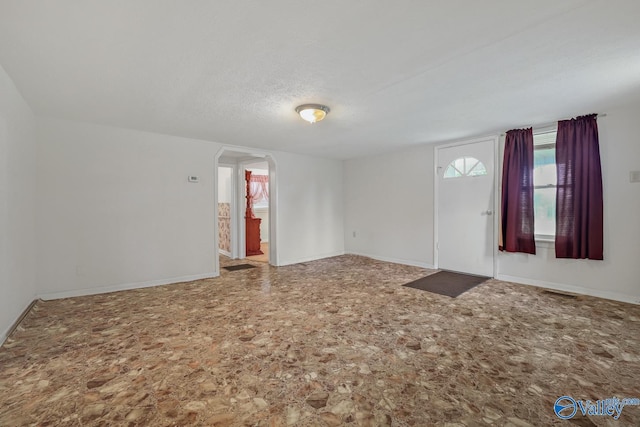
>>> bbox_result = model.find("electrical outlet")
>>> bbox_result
[352,231,356,238]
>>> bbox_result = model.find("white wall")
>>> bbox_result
[0,65,37,342]
[36,118,345,298]
[343,103,640,303]
[36,118,220,298]
[276,151,345,265]
[497,105,640,303]
[344,145,434,268]
[218,166,232,203]
[247,163,268,173]
[254,207,269,243]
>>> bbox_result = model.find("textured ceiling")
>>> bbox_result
[1,1,639,159]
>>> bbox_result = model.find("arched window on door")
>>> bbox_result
[443,156,487,179]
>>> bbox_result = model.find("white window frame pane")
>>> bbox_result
[533,129,557,241]
[443,156,487,179]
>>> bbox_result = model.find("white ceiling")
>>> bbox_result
[1,1,639,159]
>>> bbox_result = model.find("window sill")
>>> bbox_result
[535,237,554,249]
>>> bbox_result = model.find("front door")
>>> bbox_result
[436,138,495,276]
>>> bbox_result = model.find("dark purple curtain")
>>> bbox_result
[555,114,603,260]
[500,128,536,254]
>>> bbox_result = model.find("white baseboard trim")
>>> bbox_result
[278,251,346,267]
[37,272,220,301]
[1,328,9,347]
[219,249,231,257]
[347,252,435,270]
[496,274,640,305]
[1,298,38,347]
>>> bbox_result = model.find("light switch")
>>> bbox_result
[630,171,640,183]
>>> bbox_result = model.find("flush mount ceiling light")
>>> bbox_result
[295,104,330,123]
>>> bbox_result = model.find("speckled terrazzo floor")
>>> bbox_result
[1,255,639,426]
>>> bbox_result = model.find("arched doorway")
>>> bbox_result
[213,146,278,274]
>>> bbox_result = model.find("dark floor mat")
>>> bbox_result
[403,270,489,297]
[223,264,256,271]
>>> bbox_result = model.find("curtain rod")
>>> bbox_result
[500,113,607,136]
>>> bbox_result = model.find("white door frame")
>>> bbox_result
[217,162,236,258]
[214,146,278,275]
[433,135,499,277]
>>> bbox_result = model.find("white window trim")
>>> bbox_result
[535,235,554,249]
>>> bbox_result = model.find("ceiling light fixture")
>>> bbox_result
[295,104,330,123]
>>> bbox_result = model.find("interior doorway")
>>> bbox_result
[214,147,277,274]
[435,137,497,277]
[244,160,270,263]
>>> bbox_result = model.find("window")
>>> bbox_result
[443,156,487,179]
[533,130,557,239]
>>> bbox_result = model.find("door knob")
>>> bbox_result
[486,210,493,215]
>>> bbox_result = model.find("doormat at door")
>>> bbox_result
[403,270,489,298]
[223,264,256,271]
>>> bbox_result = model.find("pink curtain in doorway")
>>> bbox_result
[245,171,269,219]
[249,174,269,205]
